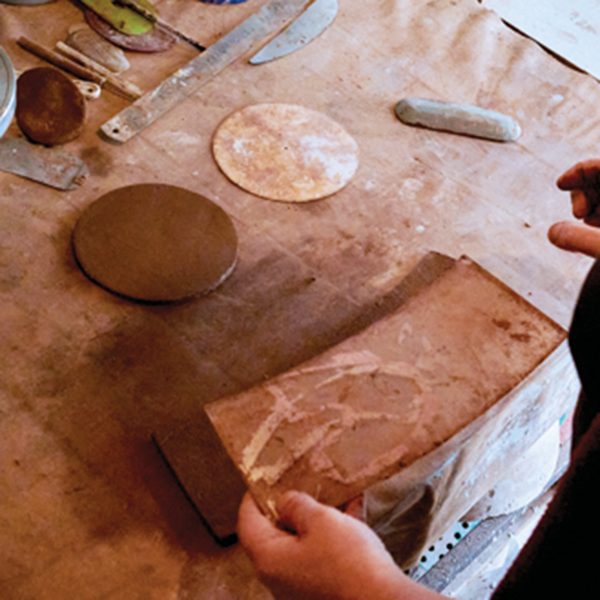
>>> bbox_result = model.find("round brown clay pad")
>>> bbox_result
[16,67,86,145]
[73,184,238,302]
[212,104,359,202]
[85,9,176,53]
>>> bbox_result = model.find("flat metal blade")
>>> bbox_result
[249,0,337,64]
[100,0,315,145]
[0,138,88,190]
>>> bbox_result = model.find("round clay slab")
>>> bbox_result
[212,104,359,202]
[16,67,86,145]
[73,184,238,302]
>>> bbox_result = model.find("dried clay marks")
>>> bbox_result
[213,104,359,202]
[73,184,238,303]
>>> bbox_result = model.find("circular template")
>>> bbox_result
[212,104,359,202]
[73,184,238,302]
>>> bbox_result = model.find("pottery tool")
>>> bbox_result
[55,42,142,100]
[101,0,316,144]
[212,103,359,202]
[16,67,86,146]
[72,184,238,303]
[66,27,130,74]
[78,0,204,51]
[112,0,206,52]
[15,69,100,100]
[18,37,138,101]
[249,0,338,64]
[84,8,175,53]
[18,36,105,87]
[0,137,88,189]
[395,98,521,142]
[78,0,156,36]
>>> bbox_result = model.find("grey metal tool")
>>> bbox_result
[100,0,315,144]
[395,98,521,142]
[0,138,88,190]
[250,0,337,65]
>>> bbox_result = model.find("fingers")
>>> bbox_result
[237,492,283,555]
[548,221,600,257]
[342,495,366,521]
[557,159,600,191]
[276,491,327,537]
[571,189,591,219]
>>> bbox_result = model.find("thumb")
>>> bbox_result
[548,221,600,258]
[276,491,328,537]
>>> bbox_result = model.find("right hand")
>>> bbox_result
[238,491,446,600]
[549,159,600,257]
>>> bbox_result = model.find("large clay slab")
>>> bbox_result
[212,103,359,202]
[72,184,238,302]
[206,256,566,519]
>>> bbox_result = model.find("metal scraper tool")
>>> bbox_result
[100,0,315,144]
[249,0,337,64]
[0,138,88,190]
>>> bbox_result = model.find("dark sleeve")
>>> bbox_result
[491,256,600,599]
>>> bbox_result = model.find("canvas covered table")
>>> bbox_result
[0,1,596,598]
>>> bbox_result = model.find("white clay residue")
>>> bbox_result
[299,134,359,182]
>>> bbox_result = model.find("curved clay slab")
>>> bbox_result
[212,103,359,202]
[73,184,238,302]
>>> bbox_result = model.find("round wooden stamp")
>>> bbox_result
[212,104,359,202]
[16,67,86,145]
[73,184,238,302]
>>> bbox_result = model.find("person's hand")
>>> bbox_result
[549,159,600,257]
[237,491,446,600]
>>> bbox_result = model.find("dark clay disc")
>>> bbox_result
[16,67,86,146]
[84,9,176,53]
[72,184,238,302]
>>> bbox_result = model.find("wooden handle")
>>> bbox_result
[17,36,105,86]
[55,42,142,101]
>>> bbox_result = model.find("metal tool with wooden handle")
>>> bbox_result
[100,0,315,144]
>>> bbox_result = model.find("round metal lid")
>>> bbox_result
[0,46,16,138]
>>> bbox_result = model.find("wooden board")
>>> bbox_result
[206,255,566,519]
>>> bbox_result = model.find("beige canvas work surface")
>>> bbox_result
[206,254,566,519]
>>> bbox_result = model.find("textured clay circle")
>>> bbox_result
[73,184,238,302]
[212,104,359,202]
[16,67,86,145]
